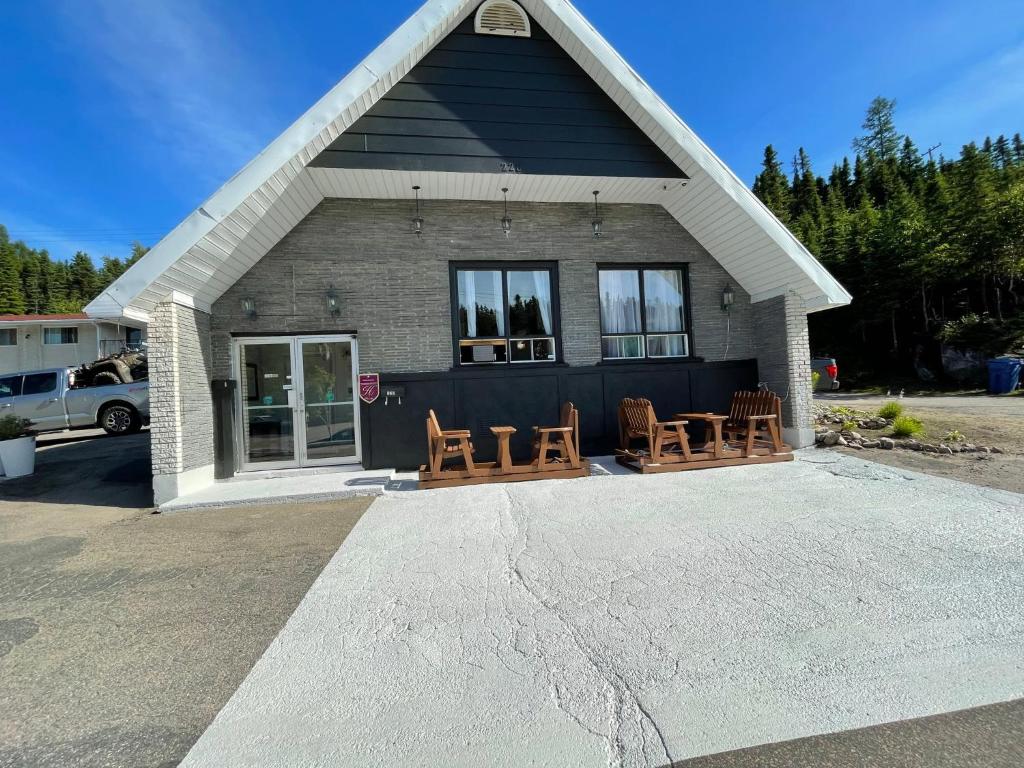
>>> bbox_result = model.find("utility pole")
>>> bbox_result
[923,143,942,163]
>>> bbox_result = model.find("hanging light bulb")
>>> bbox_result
[411,185,424,236]
[592,190,603,238]
[501,187,512,238]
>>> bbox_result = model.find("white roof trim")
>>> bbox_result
[87,0,849,322]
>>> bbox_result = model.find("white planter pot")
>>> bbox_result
[0,435,36,478]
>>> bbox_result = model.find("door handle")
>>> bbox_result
[48,398,59,403]
[0,403,10,408]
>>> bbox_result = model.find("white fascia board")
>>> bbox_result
[530,0,852,309]
[86,0,470,320]
[166,291,213,314]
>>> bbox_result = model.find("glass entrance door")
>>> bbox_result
[299,338,359,465]
[235,335,360,471]
[238,340,297,469]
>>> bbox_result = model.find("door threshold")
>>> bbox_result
[225,464,366,483]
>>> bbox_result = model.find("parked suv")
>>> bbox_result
[811,357,840,390]
[0,367,150,436]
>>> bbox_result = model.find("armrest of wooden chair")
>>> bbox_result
[655,419,689,428]
[535,426,573,433]
[440,429,472,438]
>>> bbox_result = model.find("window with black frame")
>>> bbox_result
[599,265,690,360]
[452,263,558,365]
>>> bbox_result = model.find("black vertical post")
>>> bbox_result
[211,379,237,480]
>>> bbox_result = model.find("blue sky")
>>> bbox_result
[2,0,1022,264]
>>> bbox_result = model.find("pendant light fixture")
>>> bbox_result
[592,190,603,238]
[501,187,512,238]
[411,185,424,236]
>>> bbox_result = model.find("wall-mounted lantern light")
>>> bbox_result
[722,284,735,313]
[592,190,603,238]
[241,297,257,319]
[501,187,512,238]
[326,285,340,317]
[411,185,424,236]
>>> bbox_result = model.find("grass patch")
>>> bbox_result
[891,415,924,438]
[878,401,904,420]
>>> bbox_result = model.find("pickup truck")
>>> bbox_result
[0,367,150,436]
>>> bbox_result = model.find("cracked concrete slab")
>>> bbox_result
[180,452,1024,768]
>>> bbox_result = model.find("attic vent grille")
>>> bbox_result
[474,0,531,37]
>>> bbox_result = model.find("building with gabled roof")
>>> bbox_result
[87,0,850,504]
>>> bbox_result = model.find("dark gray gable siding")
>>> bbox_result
[310,8,686,178]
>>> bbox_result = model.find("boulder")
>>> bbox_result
[879,437,895,450]
[822,431,840,447]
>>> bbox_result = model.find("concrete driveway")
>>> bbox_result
[179,453,1024,767]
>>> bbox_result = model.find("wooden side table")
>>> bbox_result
[673,413,728,458]
[489,426,517,473]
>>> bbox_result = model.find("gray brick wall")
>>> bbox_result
[752,292,813,438]
[211,199,756,377]
[149,301,214,477]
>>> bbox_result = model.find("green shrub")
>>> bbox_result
[890,415,923,437]
[878,401,903,420]
[0,415,34,441]
[841,420,857,432]
[812,370,821,390]
[944,429,965,443]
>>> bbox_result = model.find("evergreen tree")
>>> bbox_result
[853,97,903,162]
[68,251,99,305]
[0,244,26,314]
[790,148,825,253]
[751,145,792,225]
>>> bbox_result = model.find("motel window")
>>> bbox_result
[599,266,691,360]
[0,328,16,346]
[43,327,78,345]
[451,262,559,365]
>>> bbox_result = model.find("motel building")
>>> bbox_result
[86,0,850,505]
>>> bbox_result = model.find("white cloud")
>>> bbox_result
[57,0,275,188]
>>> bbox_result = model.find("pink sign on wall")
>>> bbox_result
[358,373,380,405]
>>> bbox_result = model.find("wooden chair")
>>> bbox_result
[425,409,477,478]
[617,398,692,464]
[719,390,787,455]
[532,402,582,470]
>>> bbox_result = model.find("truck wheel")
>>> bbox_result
[100,404,142,435]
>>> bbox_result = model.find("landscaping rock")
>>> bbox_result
[848,442,863,449]
[821,431,840,447]
[992,447,1004,454]
[964,444,976,452]
[939,445,953,455]
[979,447,991,454]
[849,431,863,441]
[862,440,880,449]
[879,438,895,450]
[837,436,848,447]
[923,444,939,453]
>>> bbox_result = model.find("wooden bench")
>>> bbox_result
[419,404,589,489]
[616,392,793,474]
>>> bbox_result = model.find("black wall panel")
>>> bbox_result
[358,359,758,469]
[311,9,685,179]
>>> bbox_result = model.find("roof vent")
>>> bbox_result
[474,0,531,37]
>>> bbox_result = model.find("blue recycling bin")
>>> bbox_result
[987,358,1022,394]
